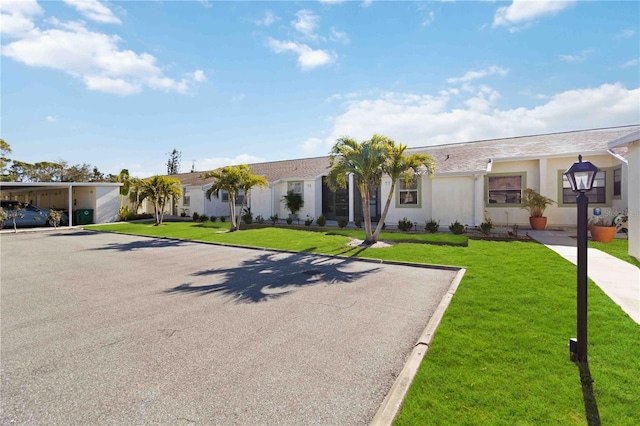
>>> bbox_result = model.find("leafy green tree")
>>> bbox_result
[137,175,182,225]
[327,136,387,244]
[373,136,435,240]
[0,138,13,181]
[202,164,268,232]
[166,149,181,175]
[117,169,131,209]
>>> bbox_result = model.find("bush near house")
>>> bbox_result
[425,218,439,233]
[449,220,465,234]
[337,218,348,229]
[316,215,326,227]
[398,217,413,232]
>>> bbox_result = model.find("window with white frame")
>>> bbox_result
[487,174,523,205]
[288,181,303,195]
[562,171,606,204]
[183,189,190,206]
[398,177,418,205]
[613,167,622,198]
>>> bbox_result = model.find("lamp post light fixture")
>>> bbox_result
[563,155,599,363]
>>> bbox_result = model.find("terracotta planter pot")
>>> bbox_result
[590,225,616,243]
[529,216,547,230]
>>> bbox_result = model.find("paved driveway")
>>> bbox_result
[1,230,458,425]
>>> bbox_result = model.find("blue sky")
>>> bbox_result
[2,0,639,178]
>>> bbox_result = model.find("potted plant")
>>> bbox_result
[281,190,304,220]
[521,188,555,230]
[588,216,617,243]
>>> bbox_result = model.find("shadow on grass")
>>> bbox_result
[165,251,381,303]
[576,361,601,426]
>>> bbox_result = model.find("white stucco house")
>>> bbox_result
[158,125,638,259]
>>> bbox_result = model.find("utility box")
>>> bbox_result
[74,209,94,225]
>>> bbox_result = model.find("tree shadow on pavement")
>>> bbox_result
[165,252,381,303]
[88,237,190,252]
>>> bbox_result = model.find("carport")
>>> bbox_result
[0,181,122,225]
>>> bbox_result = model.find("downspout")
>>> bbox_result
[68,185,73,226]
[472,174,477,227]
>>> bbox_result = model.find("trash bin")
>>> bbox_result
[74,209,94,225]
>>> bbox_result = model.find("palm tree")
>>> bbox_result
[117,169,130,209]
[137,175,182,225]
[373,137,436,240]
[326,136,387,244]
[202,164,268,232]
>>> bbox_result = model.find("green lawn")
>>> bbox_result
[88,221,640,425]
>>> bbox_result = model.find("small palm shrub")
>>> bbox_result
[269,214,279,225]
[316,215,326,227]
[354,217,362,228]
[398,217,413,232]
[449,220,465,234]
[192,212,200,221]
[199,214,209,222]
[425,218,439,233]
[480,217,493,236]
[241,208,253,224]
[256,215,265,224]
[210,216,217,222]
[118,205,135,221]
[337,218,348,229]
[304,217,314,226]
[286,217,293,225]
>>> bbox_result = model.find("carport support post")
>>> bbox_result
[68,185,73,226]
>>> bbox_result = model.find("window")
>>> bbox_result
[562,171,606,204]
[183,189,190,206]
[487,174,523,205]
[398,178,418,206]
[613,167,622,198]
[221,190,244,204]
[288,181,303,195]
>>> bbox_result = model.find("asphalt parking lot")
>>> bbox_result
[1,229,459,425]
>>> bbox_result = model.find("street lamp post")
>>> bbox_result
[563,155,599,363]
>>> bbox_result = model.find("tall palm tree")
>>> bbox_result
[373,137,436,240]
[202,164,267,232]
[327,136,387,244]
[117,169,130,209]
[137,175,182,225]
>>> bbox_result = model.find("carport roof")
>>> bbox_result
[0,182,122,192]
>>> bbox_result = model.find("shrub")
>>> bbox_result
[304,217,314,226]
[199,214,209,222]
[269,214,279,225]
[118,205,135,221]
[354,217,362,228]
[220,216,226,222]
[398,217,414,232]
[210,216,217,222]
[316,215,326,227]
[192,212,200,221]
[47,209,62,228]
[449,220,465,234]
[382,222,386,230]
[480,217,493,236]
[337,218,348,229]
[511,223,519,237]
[425,218,439,233]
[286,217,293,225]
[256,215,265,224]
[241,207,253,224]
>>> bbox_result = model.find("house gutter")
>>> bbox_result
[607,149,628,165]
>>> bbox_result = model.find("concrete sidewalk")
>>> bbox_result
[528,230,639,324]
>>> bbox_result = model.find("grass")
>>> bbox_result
[87,221,640,425]
[589,238,640,267]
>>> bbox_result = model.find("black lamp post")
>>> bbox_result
[563,155,599,362]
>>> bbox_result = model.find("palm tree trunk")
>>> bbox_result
[361,184,375,243]
[373,181,396,240]
[228,198,237,231]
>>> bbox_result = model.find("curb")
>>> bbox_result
[370,267,466,426]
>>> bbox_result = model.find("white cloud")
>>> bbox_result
[254,10,278,26]
[45,115,57,122]
[447,66,509,84]
[558,49,593,63]
[1,14,205,96]
[422,11,435,27]
[304,83,639,157]
[319,0,345,4]
[614,29,636,40]
[361,1,373,8]
[199,0,213,9]
[197,154,267,172]
[267,38,335,70]
[292,9,320,40]
[493,0,576,31]
[330,28,350,44]
[622,58,639,68]
[62,0,121,24]
[0,0,43,37]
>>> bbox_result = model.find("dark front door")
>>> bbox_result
[322,177,349,220]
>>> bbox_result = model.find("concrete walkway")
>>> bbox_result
[528,230,640,324]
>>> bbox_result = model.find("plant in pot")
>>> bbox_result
[588,216,617,243]
[521,188,555,230]
[281,190,304,220]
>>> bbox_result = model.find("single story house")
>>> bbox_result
[141,125,638,259]
[0,181,122,226]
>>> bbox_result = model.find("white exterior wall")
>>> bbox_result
[272,179,316,219]
[625,141,639,259]
[431,176,476,227]
[250,186,272,219]
[381,175,434,226]
[95,187,120,224]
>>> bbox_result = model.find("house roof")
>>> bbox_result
[172,125,639,186]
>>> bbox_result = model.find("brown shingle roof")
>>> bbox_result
[171,125,639,185]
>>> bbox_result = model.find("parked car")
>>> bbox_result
[1,201,69,228]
